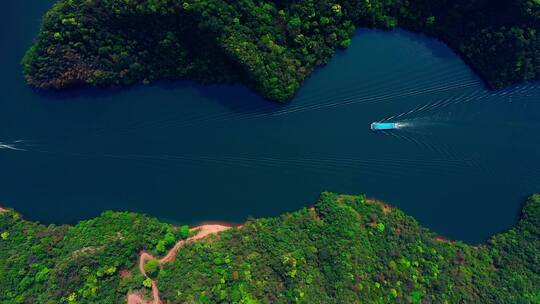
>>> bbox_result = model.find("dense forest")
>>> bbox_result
[22,0,540,101]
[0,210,190,303]
[1,193,539,303]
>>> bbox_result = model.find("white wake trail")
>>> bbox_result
[0,141,26,151]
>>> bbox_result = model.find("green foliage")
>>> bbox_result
[24,0,540,101]
[179,225,190,238]
[425,16,436,26]
[157,193,540,303]
[0,210,177,303]
[143,277,153,288]
[339,38,352,49]
[288,17,302,29]
[144,259,160,279]
[1,194,539,303]
[156,231,176,254]
[0,231,9,240]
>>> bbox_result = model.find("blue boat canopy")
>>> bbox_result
[371,122,398,131]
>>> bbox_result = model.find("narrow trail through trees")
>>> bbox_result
[127,224,233,304]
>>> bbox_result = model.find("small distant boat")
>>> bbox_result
[371,122,398,131]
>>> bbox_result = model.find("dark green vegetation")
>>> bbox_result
[23,0,540,101]
[158,193,540,303]
[0,210,188,303]
[144,259,160,279]
[2,193,540,303]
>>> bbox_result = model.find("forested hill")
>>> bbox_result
[22,0,540,101]
[1,193,539,303]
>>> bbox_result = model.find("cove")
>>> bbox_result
[1,1,540,243]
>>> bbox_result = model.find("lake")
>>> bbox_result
[2,1,539,243]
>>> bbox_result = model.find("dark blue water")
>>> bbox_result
[2,1,540,243]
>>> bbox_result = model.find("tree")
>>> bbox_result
[144,259,160,278]
[143,278,153,288]
[179,225,190,238]
[426,16,436,26]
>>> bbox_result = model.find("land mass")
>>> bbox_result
[22,0,540,101]
[130,224,233,304]
[1,193,539,303]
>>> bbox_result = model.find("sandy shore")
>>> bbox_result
[128,224,235,304]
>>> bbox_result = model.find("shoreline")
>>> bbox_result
[2,193,530,246]
[189,220,237,228]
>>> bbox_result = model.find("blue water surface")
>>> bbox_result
[1,1,539,243]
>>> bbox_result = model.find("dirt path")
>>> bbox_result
[127,224,233,304]
[135,251,160,304]
[0,207,7,213]
[160,225,231,263]
[127,293,151,304]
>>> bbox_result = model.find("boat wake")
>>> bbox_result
[0,140,28,151]
[395,122,410,129]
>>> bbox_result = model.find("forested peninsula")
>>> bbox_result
[1,193,539,303]
[22,0,540,101]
